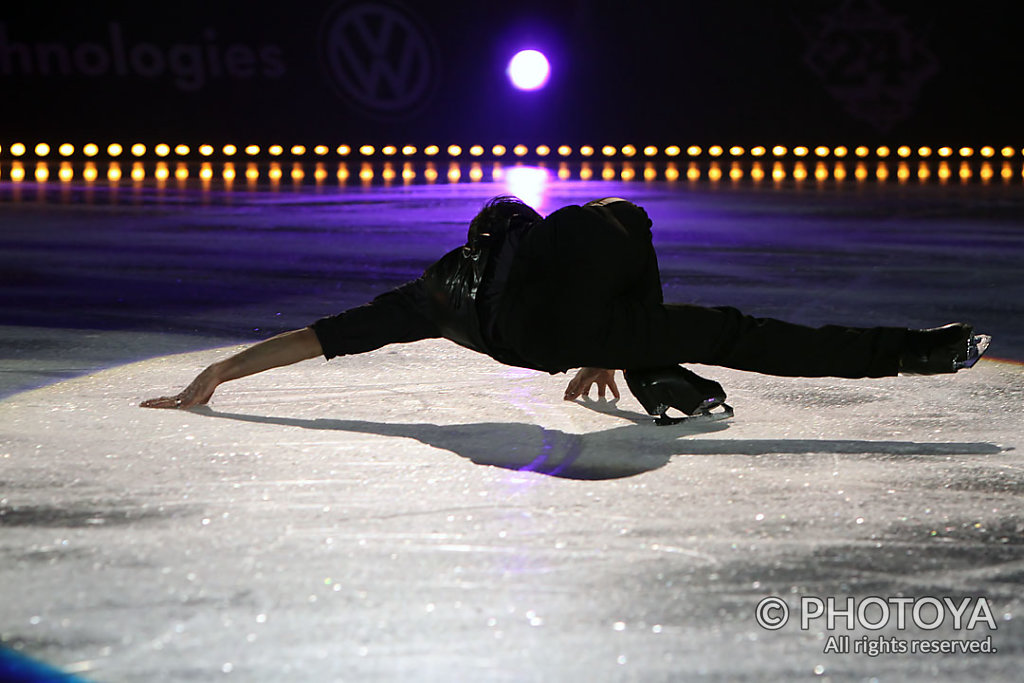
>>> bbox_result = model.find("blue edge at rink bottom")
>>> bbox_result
[0,648,87,683]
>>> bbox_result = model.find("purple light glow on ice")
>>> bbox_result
[507,49,550,91]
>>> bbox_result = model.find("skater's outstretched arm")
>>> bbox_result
[140,327,323,409]
[564,367,620,401]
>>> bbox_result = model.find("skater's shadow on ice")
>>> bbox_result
[195,407,1004,481]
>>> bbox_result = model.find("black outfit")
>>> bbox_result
[312,199,908,379]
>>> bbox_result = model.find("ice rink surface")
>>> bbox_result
[1,169,1023,681]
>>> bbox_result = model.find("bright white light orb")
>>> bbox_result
[507,50,550,91]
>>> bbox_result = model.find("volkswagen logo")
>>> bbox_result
[319,0,439,118]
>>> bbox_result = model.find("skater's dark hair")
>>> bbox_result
[467,196,542,248]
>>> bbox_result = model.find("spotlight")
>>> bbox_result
[507,49,550,91]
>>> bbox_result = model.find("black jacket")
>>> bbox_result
[311,221,532,368]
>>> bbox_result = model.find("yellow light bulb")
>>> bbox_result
[58,143,75,156]
[199,144,215,156]
[244,145,260,156]
[447,145,462,156]
[267,145,282,156]
[34,143,50,157]
[175,144,190,156]
[83,143,99,157]
[131,143,147,157]
[290,145,306,156]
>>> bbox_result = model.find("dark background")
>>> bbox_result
[1,1,1021,146]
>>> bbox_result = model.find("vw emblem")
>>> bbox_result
[320,0,439,117]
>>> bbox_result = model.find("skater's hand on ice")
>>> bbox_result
[140,366,220,409]
[564,367,620,401]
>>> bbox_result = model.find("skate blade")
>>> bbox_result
[956,334,992,370]
[655,403,734,426]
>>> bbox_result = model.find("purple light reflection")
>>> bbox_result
[501,165,550,211]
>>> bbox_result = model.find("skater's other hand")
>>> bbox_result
[564,367,620,401]
[140,366,220,409]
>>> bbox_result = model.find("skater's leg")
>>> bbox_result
[672,305,907,378]
[521,298,906,379]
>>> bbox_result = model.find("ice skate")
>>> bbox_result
[899,323,992,375]
[624,365,734,426]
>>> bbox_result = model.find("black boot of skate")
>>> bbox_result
[899,323,992,375]
[624,366,733,426]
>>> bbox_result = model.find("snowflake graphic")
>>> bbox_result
[801,0,939,131]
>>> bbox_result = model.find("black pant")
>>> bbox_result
[497,198,906,378]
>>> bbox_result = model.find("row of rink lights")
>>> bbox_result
[1,142,1023,161]
[2,158,1022,185]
